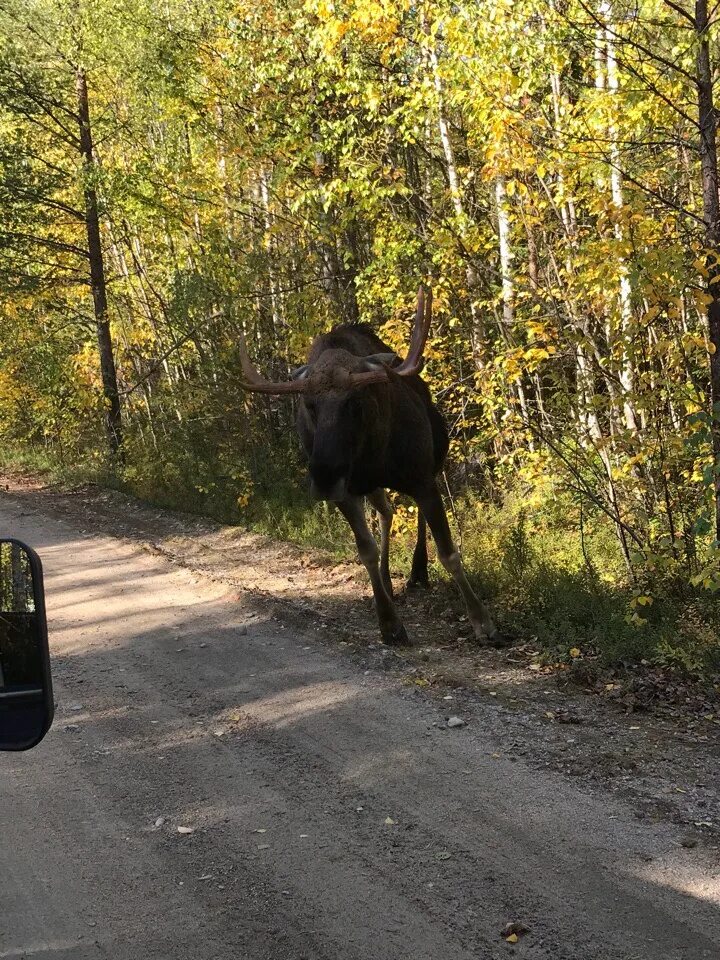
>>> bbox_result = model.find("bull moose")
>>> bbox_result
[237,288,501,646]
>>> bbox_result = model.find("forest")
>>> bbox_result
[2,0,720,668]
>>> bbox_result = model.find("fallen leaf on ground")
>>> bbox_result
[501,921,530,942]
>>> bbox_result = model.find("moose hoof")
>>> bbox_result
[488,630,510,648]
[475,630,512,648]
[406,576,430,591]
[382,623,410,646]
[473,623,509,648]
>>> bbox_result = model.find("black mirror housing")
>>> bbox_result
[0,539,54,750]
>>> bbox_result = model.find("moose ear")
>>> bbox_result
[362,353,397,370]
[291,364,310,380]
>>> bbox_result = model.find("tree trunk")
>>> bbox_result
[695,0,720,540]
[258,165,283,347]
[597,1,638,433]
[425,18,486,358]
[75,67,122,461]
[496,176,533,446]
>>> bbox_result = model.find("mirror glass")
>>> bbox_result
[0,539,53,750]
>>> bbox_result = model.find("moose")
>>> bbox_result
[237,288,501,646]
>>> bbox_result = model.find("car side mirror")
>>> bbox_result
[0,539,54,750]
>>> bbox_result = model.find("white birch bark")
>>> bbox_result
[598,0,638,432]
[424,17,484,360]
[496,176,533,445]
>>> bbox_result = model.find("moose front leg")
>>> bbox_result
[367,489,394,597]
[407,510,429,588]
[413,482,502,646]
[337,496,408,645]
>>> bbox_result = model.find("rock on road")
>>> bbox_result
[1,491,719,960]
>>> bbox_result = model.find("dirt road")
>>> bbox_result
[1,487,719,960]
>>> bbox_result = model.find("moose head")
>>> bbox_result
[237,288,432,503]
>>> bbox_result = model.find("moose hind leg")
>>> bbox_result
[413,482,502,645]
[337,496,408,645]
[367,489,394,597]
[407,510,430,588]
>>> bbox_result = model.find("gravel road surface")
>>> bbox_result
[1,490,718,959]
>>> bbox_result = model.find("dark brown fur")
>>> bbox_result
[292,323,500,646]
[297,324,448,500]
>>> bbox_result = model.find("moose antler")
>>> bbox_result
[236,286,432,394]
[395,285,432,377]
[346,285,432,387]
[237,331,308,394]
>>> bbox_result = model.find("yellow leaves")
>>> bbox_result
[681,332,708,352]
[569,647,581,658]
[642,305,660,324]
[502,921,530,943]
[495,349,524,382]
[312,0,334,18]
[651,337,673,357]
[525,319,556,342]
[349,3,401,45]
[366,89,381,114]
[507,179,529,197]
[311,0,407,50]
[524,346,555,363]
[71,344,102,389]
[495,342,555,382]
[693,289,713,309]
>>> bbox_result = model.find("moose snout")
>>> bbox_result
[309,459,349,502]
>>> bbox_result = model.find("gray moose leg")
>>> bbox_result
[407,510,429,588]
[413,481,502,645]
[367,489,394,597]
[337,496,408,645]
